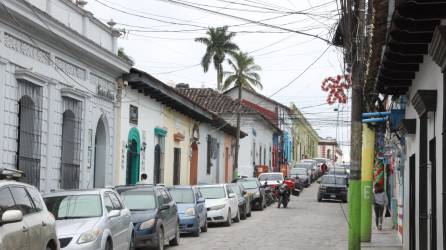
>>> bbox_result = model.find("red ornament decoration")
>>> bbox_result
[321,74,351,105]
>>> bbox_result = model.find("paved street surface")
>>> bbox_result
[172,183,348,250]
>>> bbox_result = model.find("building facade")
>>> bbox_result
[364,1,446,249]
[0,0,131,192]
[318,137,342,163]
[177,87,273,178]
[290,104,320,162]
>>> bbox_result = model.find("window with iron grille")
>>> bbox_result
[16,80,43,189]
[60,97,83,189]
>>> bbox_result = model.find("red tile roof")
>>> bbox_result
[176,88,257,114]
[241,99,278,125]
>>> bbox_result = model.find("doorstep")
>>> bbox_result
[361,214,402,250]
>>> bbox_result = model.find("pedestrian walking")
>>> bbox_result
[137,173,150,184]
[373,185,388,230]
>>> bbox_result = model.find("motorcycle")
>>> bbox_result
[276,183,290,208]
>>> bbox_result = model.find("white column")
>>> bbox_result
[45,79,57,192]
[0,57,8,165]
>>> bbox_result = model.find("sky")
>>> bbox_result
[85,0,351,161]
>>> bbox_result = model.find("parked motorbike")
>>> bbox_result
[276,183,290,208]
[264,185,275,205]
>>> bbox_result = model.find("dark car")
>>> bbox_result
[167,185,207,237]
[317,175,348,203]
[290,166,310,188]
[329,166,349,181]
[230,183,252,219]
[233,177,266,210]
[116,185,180,250]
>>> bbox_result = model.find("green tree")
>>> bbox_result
[223,51,262,178]
[222,51,262,91]
[195,26,239,90]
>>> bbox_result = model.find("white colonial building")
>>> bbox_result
[0,0,131,192]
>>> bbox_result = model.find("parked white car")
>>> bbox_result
[258,172,284,187]
[0,168,59,250]
[198,184,239,226]
[43,189,133,250]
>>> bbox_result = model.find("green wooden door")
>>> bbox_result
[126,128,141,184]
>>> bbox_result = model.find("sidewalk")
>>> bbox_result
[361,214,403,250]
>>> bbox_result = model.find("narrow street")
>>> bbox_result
[174,184,348,250]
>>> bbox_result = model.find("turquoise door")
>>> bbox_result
[126,128,140,184]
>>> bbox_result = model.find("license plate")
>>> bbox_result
[330,194,336,198]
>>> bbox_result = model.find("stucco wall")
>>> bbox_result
[0,5,127,191]
[403,55,443,250]
[117,87,164,185]
[163,108,194,186]
[196,123,225,184]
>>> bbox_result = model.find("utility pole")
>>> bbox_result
[233,84,242,179]
[348,0,365,248]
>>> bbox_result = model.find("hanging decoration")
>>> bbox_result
[321,74,352,105]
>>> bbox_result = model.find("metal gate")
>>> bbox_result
[16,81,42,189]
[60,97,82,189]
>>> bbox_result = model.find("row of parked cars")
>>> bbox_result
[0,168,272,250]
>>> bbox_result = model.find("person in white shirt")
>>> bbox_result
[137,173,150,184]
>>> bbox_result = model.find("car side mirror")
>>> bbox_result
[197,197,205,203]
[108,210,120,218]
[228,193,236,198]
[242,190,247,195]
[1,210,23,224]
[317,180,321,184]
[160,204,170,211]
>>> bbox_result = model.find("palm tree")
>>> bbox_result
[222,51,262,92]
[223,51,262,179]
[195,26,239,90]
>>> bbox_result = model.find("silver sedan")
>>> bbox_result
[44,189,133,250]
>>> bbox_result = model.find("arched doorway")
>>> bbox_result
[126,128,140,185]
[94,117,107,188]
[60,110,80,189]
[17,95,40,188]
[190,142,198,185]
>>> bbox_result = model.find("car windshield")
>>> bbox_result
[314,159,326,164]
[258,174,283,181]
[119,190,156,210]
[168,189,195,204]
[295,163,312,169]
[330,168,347,175]
[44,194,102,220]
[321,176,346,185]
[199,187,226,199]
[290,168,307,175]
[238,180,258,189]
[231,185,242,195]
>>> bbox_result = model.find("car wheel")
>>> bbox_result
[234,209,240,223]
[317,195,322,202]
[169,223,180,246]
[156,229,164,250]
[224,209,232,227]
[241,207,247,220]
[129,232,135,250]
[201,219,208,232]
[105,239,113,250]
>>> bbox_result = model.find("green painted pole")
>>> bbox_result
[360,124,375,242]
[349,179,361,249]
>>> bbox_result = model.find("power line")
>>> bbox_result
[156,0,332,44]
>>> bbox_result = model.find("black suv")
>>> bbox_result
[317,175,348,203]
[116,185,180,250]
[232,177,266,210]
